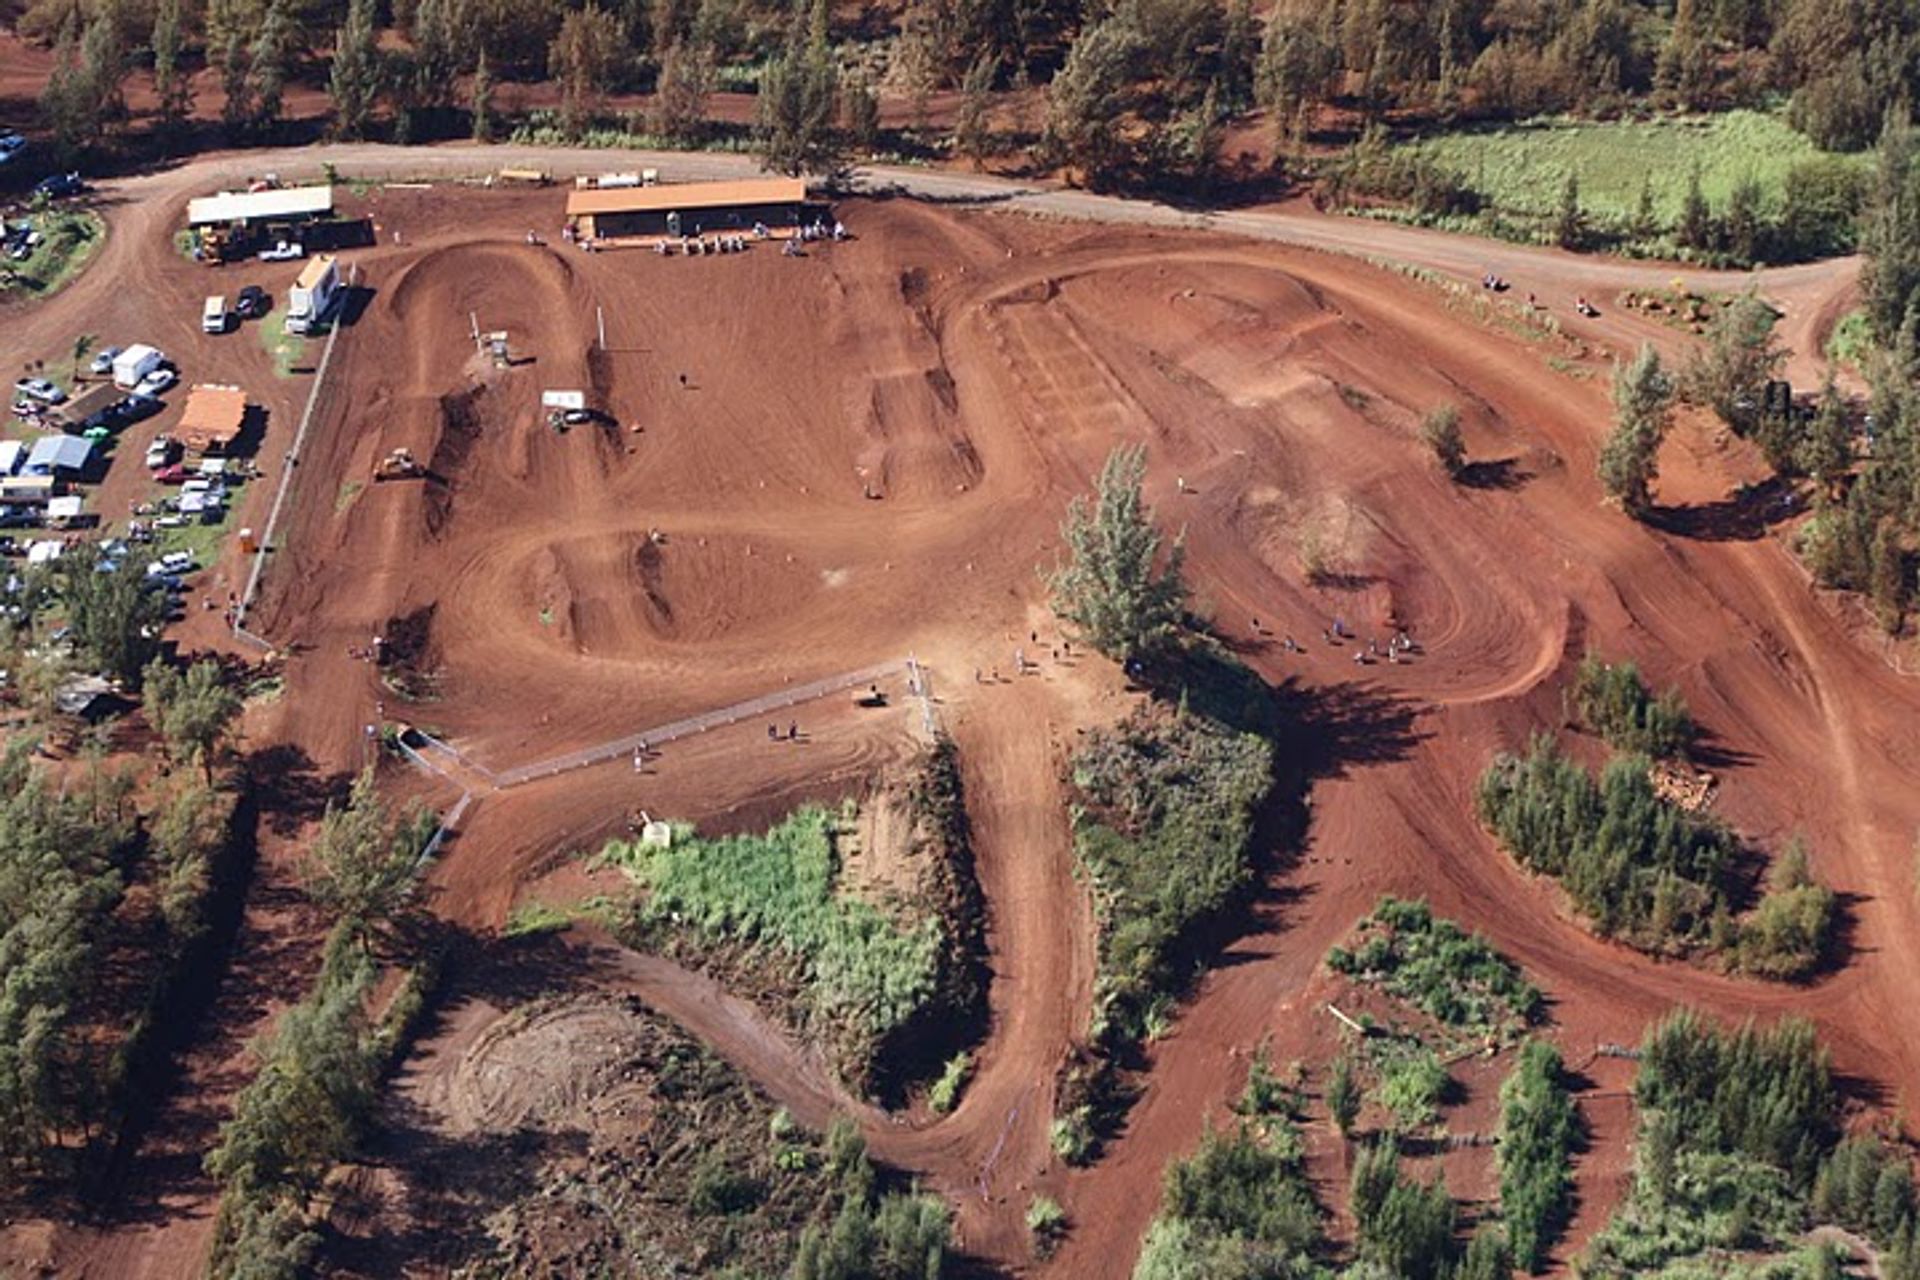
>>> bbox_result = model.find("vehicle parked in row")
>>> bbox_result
[146,436,180,470]
[258,241,302,262]
[0,133,25,165]
[12,377,64,405]
[153,463,192,484]
[33,171,83,198]
[88,345,122,376]
[134,368,177,398]
[235,284,269,318]
[202,295,229,334]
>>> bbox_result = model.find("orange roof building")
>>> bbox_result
[178,384,247,455]
[564,177,812,240]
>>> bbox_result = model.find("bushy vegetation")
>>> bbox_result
[1133,1062,1323,1280]
[1327,896,1543,1045]
[1734,843,1837,982]
[1383,113,1865,266]
[1350,1138,1458,1280]
[0,207,105,299]
[1497,1040,1580,1272]
[606,743,985,1099]
[1581,1011,1884,1280]
[1569,654,1694,760]
[1477,735,1738,952]
[612,807,940,1061]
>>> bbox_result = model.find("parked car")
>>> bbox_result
[118,394,162,422]
[258,241,303,262]
[33,171,83,199]
[12,377,64,405]
[157,551,196,575]
[145,436,179,469]
[88,345,122,376]
[153,463,191,484]
[235,284,269,318]
[133,368,176,397]
[0,133,25,165]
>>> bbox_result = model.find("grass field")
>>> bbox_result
[0,210,105,300]
[1396,111,1860,223]
[257,305,307,378]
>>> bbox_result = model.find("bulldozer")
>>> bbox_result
[373,448,425,481]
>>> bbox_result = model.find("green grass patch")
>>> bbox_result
[0,209,105,300]
[605,808,941,1034]
[257,304,308,378]
[1398,111,1852,225]
[503,899,574,939]
[1826,308,1871,373]
[335,480,363,514]
[927,1050,970,1114]
[1327,896,1543,1047]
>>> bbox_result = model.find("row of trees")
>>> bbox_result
[1496,1040,1580,1272]
[203,769,435,1278]
[1567,654,1694,760]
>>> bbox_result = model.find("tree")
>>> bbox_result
[1256,1,1339,147]
[1679,164,1713,252]
[840,70,880,155]
[954,52,998,169]
[1218,0,1256,113]
[246,0,299,135]
[301,769,434,939]
[1498,1040,1578,1270]
[1422,403,1466,478]
[150,778,231,952]
[1556,170,1584,250]
[1327,1053,1360,1137]
[1633,174,1658,239]
[470,48,495,142]
[756,27,842,176]
[329,0,381,140]
[151,0,194,142]
[1869,519,1910,634]
[1049,444,1189,663]
[70,334,93,384]
[143,658,244,784]
[1042,19,1138,184]
[55,544,169,687]
[1599,344,1673,516]
[1798,380,1853,492]
[549,5,626,138]
[1684,291,1785,438]
[652,39,713,143]
[1726,174,1764,263]
[1861,118,1920,345]
[207,0,256,137]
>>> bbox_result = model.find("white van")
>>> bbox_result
[202,295,228,334]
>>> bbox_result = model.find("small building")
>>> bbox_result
[178,384,247,455]
[565,177,811,242]
[0,474,54,504]
[26,434,93,478]
[54,675,122,720]
[0,440,23,477]
[187,184,333,230]
[54,382,125,431]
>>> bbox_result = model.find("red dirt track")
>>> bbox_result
[3,145,1915,1279]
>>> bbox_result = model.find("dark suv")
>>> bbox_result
[235,284,269,319]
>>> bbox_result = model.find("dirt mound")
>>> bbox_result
[443,996,662,1137]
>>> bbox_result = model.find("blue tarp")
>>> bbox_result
[25,434,93,475]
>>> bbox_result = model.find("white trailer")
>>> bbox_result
[111,343,164,389]
[285,254,341,335]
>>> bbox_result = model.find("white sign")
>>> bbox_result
[541,390,586,410]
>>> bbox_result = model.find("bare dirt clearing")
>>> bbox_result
[2,160,1913,1279]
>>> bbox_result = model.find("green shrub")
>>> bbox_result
[1051,1112,1095,1165]
[1569,654,1695,759]
[1132,1120,1324,1279]
[1026,1195,1068,1256]
[1350,1138,1458,1280]
[1477,735,1737,950]
[927,1051,971,1114]
[689,1153,765,1216]
[1376,1049,1448,1134]
[1327,896,1543,1042]
[1498,1040,1580,1271]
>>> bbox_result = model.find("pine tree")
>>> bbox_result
[1861,118,1920,346]
[301,769,433,939]
[143,658,244,784]
[1556,170,1585,250]
[755,14,842,176]
[840,70,880,155]
[329,0,381,140]
[470,48,494,142]
[1041,19,1137,183]
[954,51,997,169]
[151,0,194,143]
[1726,174,1764,264]
[247,0,298,135]
[1422,402,1467,478]
[549,5,626,138]
[1799,380,1853,492]
[1218,0,1256,113]
[1684,290,1786,437]
[1257,0,1339,148]
[1869,519,1910,634]
[1680,164,1713,251]
[1327,1053,1360,1137]
[652,39,713,143]
[1633,173,1658,239]
[1048,444,1189,663]
[1600,344,1673,516]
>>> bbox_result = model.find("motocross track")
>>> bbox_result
[4,147,1917,1278]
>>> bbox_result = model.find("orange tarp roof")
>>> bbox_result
[179,384,246,449]
[566,177,808,218]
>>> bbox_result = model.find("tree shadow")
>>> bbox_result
[1273,677,1432,783]
[1685,724,1757,773]
[1646,476,1799,543]
[247,741,352,837]
[1457,457,1531,491]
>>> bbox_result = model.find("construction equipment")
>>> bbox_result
[373,448,424,481]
